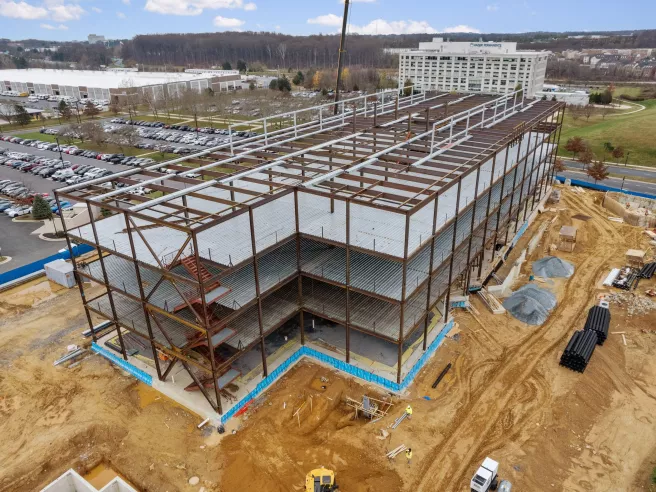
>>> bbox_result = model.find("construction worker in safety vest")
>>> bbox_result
[405,448,412,465]
[405,404,413,419]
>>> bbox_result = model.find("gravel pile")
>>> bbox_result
[605,292,656,316]
[503,284,557,325]
[532,256,575,278]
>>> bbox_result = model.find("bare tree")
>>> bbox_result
[180,87,203,130]
[80,121,106,148]
[0,103,14,125]
[582,104,597,121]
[110,125,140,151]
[141,89,159,119]
[276,43,287,67]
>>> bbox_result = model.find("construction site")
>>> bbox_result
[48,87,563,419]
[1,86,656,492]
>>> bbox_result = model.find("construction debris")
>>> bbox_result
[477,289,506,314]
[605,292,656,315]
[532,256,575,278]
[503,284,557,325]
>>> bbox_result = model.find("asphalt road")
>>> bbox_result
[559,170,656,197]
[0,140,131,195]
[563,159,656,180]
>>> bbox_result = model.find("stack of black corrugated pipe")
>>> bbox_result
[638,262,656,279]
[583,305,610,345]
[560,330,599,372]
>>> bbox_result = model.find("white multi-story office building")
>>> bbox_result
[398,38,549,98]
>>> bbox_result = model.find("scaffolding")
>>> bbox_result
[55,87,565,415]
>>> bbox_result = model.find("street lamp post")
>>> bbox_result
[624,151,630,167]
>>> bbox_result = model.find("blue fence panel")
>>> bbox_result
[91,342,153,385]
[555,176,656,199]
[0,243,93,286]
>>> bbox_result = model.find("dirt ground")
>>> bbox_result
[1,187,655,492]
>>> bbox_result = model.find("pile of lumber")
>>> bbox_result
[560,330,598,373]
[583,306,610,345]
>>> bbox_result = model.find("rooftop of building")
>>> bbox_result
[0,69,215,88]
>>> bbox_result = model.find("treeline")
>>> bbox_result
[119,30,656,69]
[121,32,396,69]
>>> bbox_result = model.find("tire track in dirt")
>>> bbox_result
[411,192,623,491]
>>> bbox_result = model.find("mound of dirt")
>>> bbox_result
[503,284,557,325]
[532,256,575,278]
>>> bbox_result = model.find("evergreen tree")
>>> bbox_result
[32,195,53,220]
[13,105,31,126]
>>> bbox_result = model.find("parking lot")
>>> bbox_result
[0,139,135,194]
[0,215,64,273]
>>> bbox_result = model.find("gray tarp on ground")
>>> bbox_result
[503,284,557,325]
[532,256,575,278]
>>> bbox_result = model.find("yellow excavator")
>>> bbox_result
[305,467,338,492]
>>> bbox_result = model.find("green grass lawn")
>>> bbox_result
[16,131,59,142]
[558,99,656,167]
[135,114,190,124]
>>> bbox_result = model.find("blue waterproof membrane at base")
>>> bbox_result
[91,342,153,386]
[220,319,455,424]
[511,220,530,248]
[0,243,93,286]
[555,175,656,199]
[89,318,455,425]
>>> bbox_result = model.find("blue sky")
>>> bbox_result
[0,0,654,42]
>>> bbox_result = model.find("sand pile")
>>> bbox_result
[532,256,575,278]
[503,284,557,325]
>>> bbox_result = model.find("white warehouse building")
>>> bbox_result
[398,38,549,98]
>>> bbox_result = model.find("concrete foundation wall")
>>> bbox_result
[603,192,656,227]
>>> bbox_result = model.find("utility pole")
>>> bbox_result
[334,0,350,115]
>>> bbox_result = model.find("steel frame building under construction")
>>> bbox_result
[55,87,565,416]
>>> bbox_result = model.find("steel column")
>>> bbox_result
[124,212,163,381]
[397,212,411,384]
[423,194,440,351]
[444,178,463,324]
[85,202,127,360]
[248,207,268,378]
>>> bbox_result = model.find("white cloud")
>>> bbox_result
[0,0,48,19]
[48,3,84,21]
[40,22,67,29]
[122,0,130,4]
[0,0,85,22]
[145,0,255,15]
[116,10,125,17]
[307,13,341,26]
[348,19,436,35]
[442,24,481,33]
[486,4,498,11]
[91,6,101,12]
[213,15,244,29]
